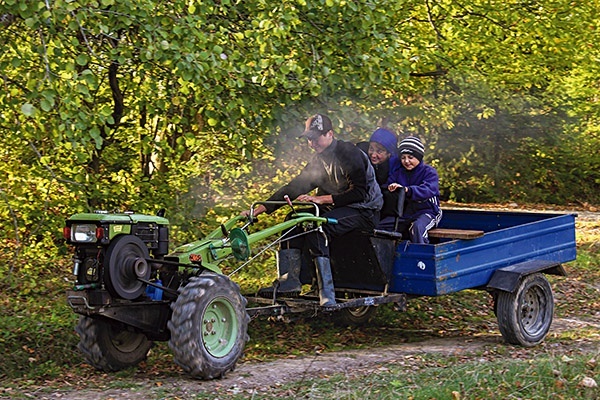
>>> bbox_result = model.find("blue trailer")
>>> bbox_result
[390,209,576,296]
[64,204,577,379]
[246,207,577,349]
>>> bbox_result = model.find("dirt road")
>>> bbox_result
[26,316,599,400]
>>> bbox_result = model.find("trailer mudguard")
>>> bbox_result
[486,259,567,293]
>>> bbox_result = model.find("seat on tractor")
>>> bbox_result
[296,192,404,292]
[328,230,397,292]
[326,191,405,291]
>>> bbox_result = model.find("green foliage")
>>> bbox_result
[0,295,80,381]
[1,0,599,297]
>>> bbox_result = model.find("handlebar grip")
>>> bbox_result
[326,218,338,224]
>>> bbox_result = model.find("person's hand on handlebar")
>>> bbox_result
[295,194,333,205]
[240,204,267,218]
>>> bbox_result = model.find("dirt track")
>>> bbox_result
[25,316,599,400]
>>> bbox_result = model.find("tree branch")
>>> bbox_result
[108,60,124,126]
[410,69,448,77]
[0,13,16,27]
[425,0,446,42]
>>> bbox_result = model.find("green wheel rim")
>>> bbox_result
[202,297,239,358]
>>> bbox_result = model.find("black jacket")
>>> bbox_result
[265,139,382,213]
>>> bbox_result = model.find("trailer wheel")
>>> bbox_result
[333,292,378,326]
[334,305,378,326]
[168,273,249,380]
[75,316,153,371]
[496,273,554,347]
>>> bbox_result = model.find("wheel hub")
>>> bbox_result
[202,298,238,358]
[132,257,149,279]
[521,288,543,333]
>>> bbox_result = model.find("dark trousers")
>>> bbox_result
[282,206,379,258]
[377,213,438,244]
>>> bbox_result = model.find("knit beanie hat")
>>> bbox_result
[399,136,425,162]
[369,128,398,155]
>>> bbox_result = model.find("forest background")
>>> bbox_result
[2,0,599,292]
[0,0,599,385]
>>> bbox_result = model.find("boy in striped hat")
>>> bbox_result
[378,136,442,244]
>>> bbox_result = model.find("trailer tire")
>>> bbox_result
[75,316,153,371]
[496,273,554,347]
[168,273,249,380]
[332,292,379,326]
[334,306,378,326]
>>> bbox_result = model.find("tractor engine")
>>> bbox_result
[63,210,170,300]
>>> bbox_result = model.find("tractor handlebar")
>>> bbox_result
[249,199,322,219]
[169,200,338,271]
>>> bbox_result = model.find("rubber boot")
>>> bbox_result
[305,277,319,297]
[258,249,302,298]
[314,257,336,307]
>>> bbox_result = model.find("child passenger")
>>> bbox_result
[378,136,442,244]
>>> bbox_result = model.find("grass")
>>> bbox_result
[0,293,81,381]
[260,351,600,400]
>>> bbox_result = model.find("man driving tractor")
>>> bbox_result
[243,113,383,307]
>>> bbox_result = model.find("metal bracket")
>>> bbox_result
[67,295,96,310]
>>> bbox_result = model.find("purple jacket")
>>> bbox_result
[386,162,441,220]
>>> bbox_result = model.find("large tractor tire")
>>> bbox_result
[104,235,151,300]
[496,273,554,347]
[168,273,250,380]
[75,316,153,371]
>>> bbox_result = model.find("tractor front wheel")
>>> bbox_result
[168,273,249,380]
[75,316,153,371]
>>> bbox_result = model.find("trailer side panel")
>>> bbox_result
[389,211,577,296]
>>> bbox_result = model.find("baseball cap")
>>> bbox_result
[299,114,333,140]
